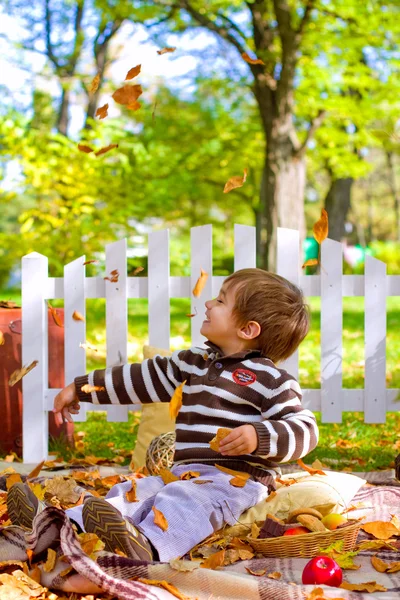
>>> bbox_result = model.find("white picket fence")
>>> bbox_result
[21,224,396,462]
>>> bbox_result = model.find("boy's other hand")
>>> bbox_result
[53,382,80,426]
[219,424,258,456]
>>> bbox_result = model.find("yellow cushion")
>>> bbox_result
[130,345,175,469]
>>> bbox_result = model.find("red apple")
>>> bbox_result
[302,556,343,587]
[283,526,310,536]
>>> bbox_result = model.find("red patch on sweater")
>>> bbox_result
[232,369,257,386]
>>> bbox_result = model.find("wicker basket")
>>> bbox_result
[248,521,361,558]
[146,431,176,475]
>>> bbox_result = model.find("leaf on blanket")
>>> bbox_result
[153,506,168,531]
[340,580,387,592]
[267,571,282,579]
[229,476,248,488]
[214,464,250,481]
[245,567,267,577]
[26,461,45,479]
[137,578,190,600]
[29,566,41,584]
[125,480,138,502]
[275,477,297,487]
[44,477,81,504]
[296,458,326,476]
[78,532,105,557]
[201,549,225,570]
[169,558,200,572]
[357,538,399,552]
[361,520,400,539]
[43,548,57,573]
[209,428,232,452]
[0,569,47,597]
[390,513,400,530]
[180,471,200,480]
[100,475,123,488]
[305,588,344,600]
[319,540,360,570]
[6,473,22,490]
[371,555,390,573]
[159,468,179,484]
[192,479,213,484]
[265,490,277,502]
[169,380,186,420]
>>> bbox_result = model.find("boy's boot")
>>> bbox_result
[82,497,154,561]
[7,482,47,529]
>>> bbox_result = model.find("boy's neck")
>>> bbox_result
[206,340,260,358]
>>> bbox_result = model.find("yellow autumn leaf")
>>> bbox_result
[209,428,231,452]
[27,482,45,501]
[125,480,138,502]
[159,468,179,484]
[361,520,400,539]
[90,73,100,93]
[153,506,168,531]
[229,476,247,488]
[297,458,326,476]
[9,360,39,387]
[78,532,105,556]
[169,380,186,419]
[137,578,190,600]
[192,269,208,297]
[6,473,22,490]
[43,548,57,573]
[302,258,319,269]
[223,169,247,194]
[72,311,85,322]
[201,549,225,570]
[340,581,387,593]
[180,471,200,480]
[313,208,329,244]
[214,464,250,480]
[0,331,4,346]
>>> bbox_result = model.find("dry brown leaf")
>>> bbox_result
[95,103,108,119]
[241,52,265,65]
[340,581,387,592]
[371,555,389,572]
[245,567,267,577]
[180,471,200,480]
[361,520,400,539]
[125,65,141,80]
[95,143,118,157]
[201,549,225,570]
[302,259,319,269]
[78,144,94,154]
[193,480,213,485]
[157,47,176,55]
[81,384,105,394]
[90,73,100,93]
[6,473,23,490]
[72,310,85,322]
[223,169,247,194]
[48,304,63,327]
[267,571,282,580]
[112,84,143,106]
[9,360,39,387]
[313,208,329,244]
[44,477,80,504]
[43,548,57,573]
[214,464,250,480]
[209,428,232,452]
[159,468,179,484]
[169,380,186,419]
[125,480,138,502]
[357,538,399,552]
[265,490,277,502]
[27,461,45,479]
[127,101,141,111]
[83,259,98,265]
[192,269,208,297]
[153,506,168,531]
[230,476,247,488]
[0,331,4,346]
[296,458,326,476]
[137,578,190,600]
[169,559,199,572]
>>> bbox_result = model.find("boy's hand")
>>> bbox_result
[219,425,258,456]
[53,382,80,426]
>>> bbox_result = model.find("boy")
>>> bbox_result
[10,269,318,563]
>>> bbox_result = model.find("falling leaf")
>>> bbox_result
[340,581,387,592]
[125,480,138,502]
[193,480,213,485]
[169,380,186,419]
[157,47,176,55]
[137,578,190,600]
[0,332,4,346]
[223,169,248,194]
[230,476,247,488]
[6,473,22,490]
[48,304,63,327]
[313,208,329,244]
[214,464,250,481]
[169,559,199,572]
[78,144,94,154]
[297,458,326,476]
[192,269,208,297]
[159,468,179,485]
[9,361,38,386]
[245,567,267,577]
[209,428,232,452]
[43,548,57,573]
[83,259,98,265]
[44,477,80,504]
[153,506,168,531]
[90,73,100,93]
[72,310,85,322]
[127,100,141,111]
[95,143,118,157]
[242,52,265,65]
[112,84,143,106]
[361,520,400,540]
[302,259,319,269]
[180,471,200,480]
[186,307,198,318]
[27,461,45,479]
[132,266,144,275]
[267,571,282,580]
[104,269,119,282]
[80,384,105,394]
[265,490,277,502]
[201,549,225,570]
[95,103,108,119]
[125,65,141,80]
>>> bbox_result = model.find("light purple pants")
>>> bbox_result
[66,463,269,561]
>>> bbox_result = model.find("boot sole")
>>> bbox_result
[7,483,36,529]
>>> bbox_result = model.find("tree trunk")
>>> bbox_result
[324,177,353,242]
[56,86,71,136]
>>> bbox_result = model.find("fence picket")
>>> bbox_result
[321,238,343,422]
[64,257,87,421]
[364,255,387,423]
[191,225,213,347]
[234,224,256,270]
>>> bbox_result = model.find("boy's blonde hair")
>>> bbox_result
[224,268,310,364]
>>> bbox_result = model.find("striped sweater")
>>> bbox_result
[75,342,319,489]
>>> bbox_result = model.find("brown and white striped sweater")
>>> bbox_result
[75,342,319,489]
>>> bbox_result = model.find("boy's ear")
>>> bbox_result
[238,320,261,341]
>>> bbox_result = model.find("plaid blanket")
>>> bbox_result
[1,485,400,599]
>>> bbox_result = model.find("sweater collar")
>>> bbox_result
[204,340,263,360]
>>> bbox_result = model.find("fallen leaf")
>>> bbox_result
[125,65,141,80]
[302,259,319,269]
[361,520,400,540]
[159,468,179,484]
[265,490,277,502]
[356,538,399,552]
[371,555,389,573]
[83,259,98,265]
[169,558,199,572]
[340,581,387,592]
[112,84,143,106]
[275,477,297,486]
[95,143,118,157]
[80,384,105,394]
[27,461,45,479]
[230,476,247,488]
[78,532,105,556]
[90,73,100,93]
[6,473,22,490]
[44,477,80,504]
[43,548,57,573]
[79,341,98,352]
[305,589,344,600]
[192,480,213,485]
[59,566,73,578]
[153,506,168,531]
[137,578,190,600]
[72,310,85,322]
[296,458,326,476]
[209,428,232,452]
[245,567,267,577]
[214,464,250,481]
[125,480,138,502]
[132,266,144,275]
[78,144,94,154]
[390,514,400,530]
[320,540,360,570]
[127,101,141,111]
[241,52,265,65]
[201,549,225,570]
[223,169,247,194]
[169,380,186,419]
[313,208,329,244]
[192,269,208,297]
[95,103,108,119]
[180,471,200,480]
[267,571,282,580]
[0,332,4,346]
[157,47,176,55]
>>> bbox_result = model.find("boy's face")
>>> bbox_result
[201,283,242,350]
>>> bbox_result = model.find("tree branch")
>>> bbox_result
[44,0,59,68]
[296,109,326,156]
[297,0,316,36]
